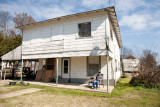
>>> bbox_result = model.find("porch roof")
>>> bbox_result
[1,45,22,61]
[17,6,122,48]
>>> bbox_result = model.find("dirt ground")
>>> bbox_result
[0,91,142,107]
[0,88,42,99]
[0,85,26,94]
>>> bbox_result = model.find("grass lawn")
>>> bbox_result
[0,78,160,107]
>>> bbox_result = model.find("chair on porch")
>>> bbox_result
[97,74,104,88]
[88,74,104,88]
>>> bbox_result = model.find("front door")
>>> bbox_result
[62,59,69,78]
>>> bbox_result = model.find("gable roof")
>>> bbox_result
[17,6,122,48]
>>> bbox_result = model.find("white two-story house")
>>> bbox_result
[17,6,122,88]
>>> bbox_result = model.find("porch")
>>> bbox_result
[0,79,114,93]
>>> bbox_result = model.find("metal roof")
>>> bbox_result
[17,6,122,48]
[1,45,22,60]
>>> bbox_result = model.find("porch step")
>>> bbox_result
[59,78,69,84]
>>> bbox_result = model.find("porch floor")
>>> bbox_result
[0,80,114,93]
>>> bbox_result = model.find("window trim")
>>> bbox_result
[86,56,101,77]
[77,22,92,38]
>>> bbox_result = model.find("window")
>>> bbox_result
[63,60,68,74]
[87,56,100,76]
[78,22,91,37]
[46,58,54,70]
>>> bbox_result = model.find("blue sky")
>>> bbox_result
[0,0,160,62]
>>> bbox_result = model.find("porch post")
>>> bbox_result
[4,69,6,80]
[107,55,109,92]
[56,57,58,85]
[1,61,3,80]
[20,60,23,82]
[4,61,7,80]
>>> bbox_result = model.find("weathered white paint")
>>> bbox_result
[38,59,46,70]
[123,59,140,72]
[101,56,112,79]
[70,57,87,79]
[21,8,122,85]
[110,22,122,81]
[1,61,12,69]
[2,46,21,60]
[22,11,116,59]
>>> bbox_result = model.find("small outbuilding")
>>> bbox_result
[122,58,140,77]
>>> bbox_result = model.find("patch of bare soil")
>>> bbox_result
[0,92,115,107]
[124,93,141,99]
[0,86,20,94]
[0,88,42,99]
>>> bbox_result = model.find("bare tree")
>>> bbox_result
[13,12,35,27]
[0,10,12,35]
[126,55,136,59]
[140,49,158,72]
[121,47,133,59]
[130,49,160,89]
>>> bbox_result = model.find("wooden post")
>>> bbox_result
[1,69,2,80]
[4,61,7,80]
[34,61,37,74]
[56,58,58,85]
[4,69,6,80]
[20,60,23,82]
[31,61,32,71]
[1,61,3,80]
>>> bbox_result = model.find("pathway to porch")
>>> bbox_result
[0,80,114,93]
[0,88,42,99]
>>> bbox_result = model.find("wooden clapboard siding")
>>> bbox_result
[70,57,87,78]
[22,11,118,59]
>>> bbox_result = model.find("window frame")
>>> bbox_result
[46,58,54,70]
[86,56,101,77]
[77,22,92,38]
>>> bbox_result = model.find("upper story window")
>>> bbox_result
[78,22,91,37]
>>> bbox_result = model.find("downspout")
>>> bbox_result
[56,57,58,86]
[105,15,109,93]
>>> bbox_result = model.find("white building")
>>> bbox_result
[122,59,140,72]
[2,6,123,90]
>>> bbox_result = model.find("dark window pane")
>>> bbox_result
[64,60,68,74]
[46,58,54,70]
[87,56,100,76]
[47,58,54,64]
[78,22,91,37]
[47,65,54,70]
[88,64,99,76]
[64,60,68,66]
[64,67,68,74]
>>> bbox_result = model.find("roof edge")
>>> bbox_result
[16,6,114,29]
